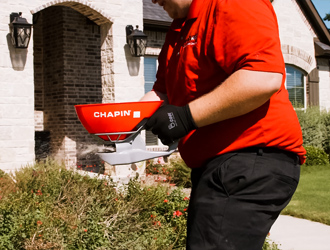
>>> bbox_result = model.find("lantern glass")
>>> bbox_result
[9,14,32,49]
[16,26,31,48]
[126,25,148,57]
[128,38,135,56]
[136,38,147,56]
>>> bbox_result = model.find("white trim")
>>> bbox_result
[145,47,162,56]
[284,64,307,110]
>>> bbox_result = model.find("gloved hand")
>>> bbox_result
[145,104,198,145]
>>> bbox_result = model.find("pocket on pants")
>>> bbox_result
[215,152,300,206]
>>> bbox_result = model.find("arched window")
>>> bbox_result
[285,64,306,109]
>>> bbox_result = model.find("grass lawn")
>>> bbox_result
[282,164,330,225]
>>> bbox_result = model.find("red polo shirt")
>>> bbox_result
[153,0,306,168]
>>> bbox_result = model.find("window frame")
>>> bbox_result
[284,64,307,110]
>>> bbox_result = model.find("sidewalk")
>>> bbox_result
[269,215,330,250]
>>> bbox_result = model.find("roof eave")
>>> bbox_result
[296,0,330,44]
[315,41,330,57]
[143,19,172,29]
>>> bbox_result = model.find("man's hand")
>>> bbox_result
[145,105,198,145]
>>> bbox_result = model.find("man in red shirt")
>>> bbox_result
[141,0,306,249]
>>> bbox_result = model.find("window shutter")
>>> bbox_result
[308,68,319,106]
[308,68,319,83]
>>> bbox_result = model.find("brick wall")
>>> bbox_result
[63,7,103,166]
[34,6,104,166]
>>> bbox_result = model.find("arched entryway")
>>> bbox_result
[32,1,114,169]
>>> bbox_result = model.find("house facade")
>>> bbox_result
[1,0,330,175]
[274,0,330,110]
[0,0,146,173]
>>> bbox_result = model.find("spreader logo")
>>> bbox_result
[94,110,141,118]
[133,111,141,118]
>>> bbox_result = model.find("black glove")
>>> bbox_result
[145,104,198,145]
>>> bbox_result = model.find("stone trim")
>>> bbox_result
[30,0,113,25]
[282,44,314,73]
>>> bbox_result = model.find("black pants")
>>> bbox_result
[186,147,300,250]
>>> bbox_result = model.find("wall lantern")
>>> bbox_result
[126,25,148,57]
[9,12,32,49]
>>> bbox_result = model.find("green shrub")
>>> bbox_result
[262,236,280,250]
[321,112,330,157]
[296,107,330,163]
[146,158,191,188]
[304,145,329,166]
[167,158,192,188]
[0,160,190,250]
[0,159,278,249]
[296,107,327,149]
[0,169,6,178]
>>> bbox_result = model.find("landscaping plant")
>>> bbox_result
[146,157,191,188]
[0,160,278,250]
[303,145,329,166]
[296,107,327,149]
[0,161,189,250]
[296,106,330,161]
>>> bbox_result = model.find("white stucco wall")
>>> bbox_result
[0,3,35,172]
[0,0,145,172]
[318,58,330,111]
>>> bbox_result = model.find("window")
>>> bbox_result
[285,65,305,109]
[144,57,159,145]
[144,57,157,94]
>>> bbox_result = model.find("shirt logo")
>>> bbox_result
[183,35,197,48]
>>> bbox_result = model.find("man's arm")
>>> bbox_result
[189,69,283,127]
[143,69,282,145]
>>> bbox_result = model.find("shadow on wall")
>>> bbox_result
[124,44,141,76]
[6,34,28,71]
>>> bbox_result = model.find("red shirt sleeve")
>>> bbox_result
[211,0,285,75]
